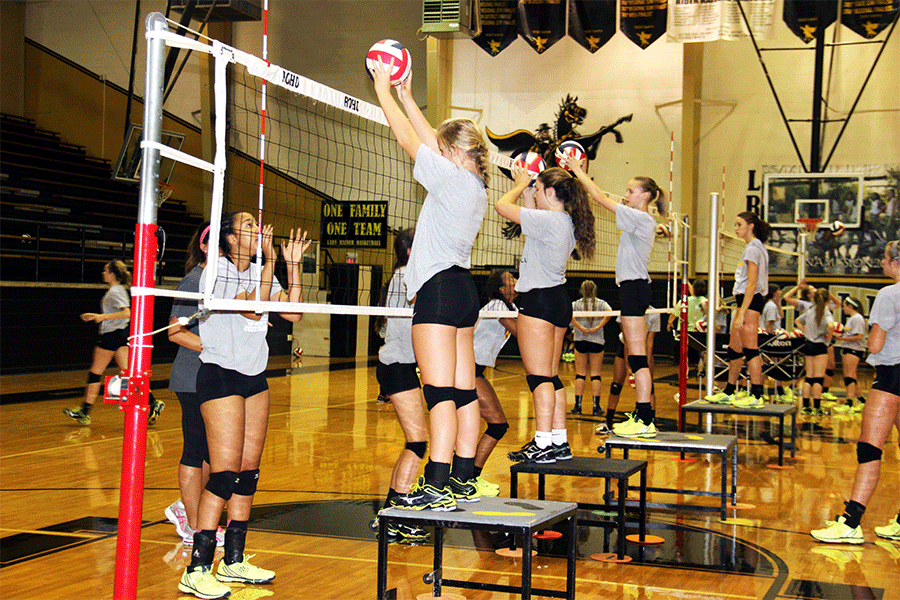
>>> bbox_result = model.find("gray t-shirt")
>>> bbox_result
[798,308,833,344]
[99,284,130,334]
[199,257,282,376]
[168,266,203,393]
[379,266,415,365]
[405,144,488,300]
[734,238,768,296]
[615,205,655,285]
[760,299,781,331]
[516,208,575,293]
[867,281,900,366]
[842,312,866,352]
[474,298,516,368]
[572,297,611,343]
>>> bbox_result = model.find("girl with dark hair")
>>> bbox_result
[496,165,595,463]
[706,211,771,408]
[833,296,867,414]
[567,157,665,438]
[178,212,309,599]
[571,279,611,416]
[760,284,792,403]
[811,240,900,545]
[372,59,489,509]
[470,269,518,492]
[797,288,835,415]
[369,228,431,543]
[64,261,164,426]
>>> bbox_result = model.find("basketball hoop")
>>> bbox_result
[157,182,174,207]
[797,218,822,233]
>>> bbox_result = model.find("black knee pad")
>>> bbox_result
[591,375,602,382]
[610,382,623,396]
[526,374,554,392]
[826,368,835,377]
[807,377,824,387]
[727,347,743,361]
[87,372,101,384]
[551,376,564,391]
[453,388,478,409]
[484,422,509,441]
[423,385,454,410]
[206,470,240,500]
[743,348,760,362]
[857,441,882,464]
[627,355,649,374]
[233,469,260,496]
[844,377,857,386]
[575,374,586,380]
[405,441,427,458]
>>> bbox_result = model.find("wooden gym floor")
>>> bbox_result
[0,354,898,600]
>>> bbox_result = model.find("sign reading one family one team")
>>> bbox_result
[320,201,388,248]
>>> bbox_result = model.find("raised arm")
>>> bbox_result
[564,155,618,214]
[782,280,803,307]
[494,166,533,224]
[275,229,311,323]
[371,59,434,159]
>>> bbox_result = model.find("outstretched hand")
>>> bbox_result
[370,56,395,95]
[260,223,276,259]
[282,229,311,264]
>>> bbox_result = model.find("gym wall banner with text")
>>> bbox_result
[321,201,388,249]
[473,0,896,55]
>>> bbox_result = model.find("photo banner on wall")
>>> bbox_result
[841,0,899,39]
[783,0,838,43]
[473,0,519,55]
[568,0,616,53]
[721,0,776,41]
[518,0,567,54]
[669,0,777,42]
[621,0,668,49]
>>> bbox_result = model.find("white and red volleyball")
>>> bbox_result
[513,151,546,178]
[554,140,585,170]
[695,318,708,332]
[829,220,846,236]
[655,223,672,238]
[365,39,411,87]
[833,322,844,335]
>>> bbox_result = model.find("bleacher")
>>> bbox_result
[1,113,202,283]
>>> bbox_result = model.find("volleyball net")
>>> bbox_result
[139,17,680,321]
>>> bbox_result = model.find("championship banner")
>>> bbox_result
[518,0,567,54]
[783,0,837,43]
[721,0,776,41]
[621,0,668,49]
[841,0,899,39]
[568,0,616,53]
[668,0,724,43]
[320,201,388,248]
[473,0,519,56]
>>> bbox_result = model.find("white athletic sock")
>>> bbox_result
[551,429,568,445]
[534,431,552,448]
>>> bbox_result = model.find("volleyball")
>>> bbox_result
[695,318,708,332]
[655,223,671,238]
[554,140,585,169]
[513,151,546,178]
[833,322,844,335]
[829,220,846,236]
[365,39,411,87]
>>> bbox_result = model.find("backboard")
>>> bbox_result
[112,123,185,183]
[763,173,864,230]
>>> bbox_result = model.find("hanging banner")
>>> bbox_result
[473,0,519,56]
[518,0,567,54]
[841,0,899,39]
[568,0,616,53]
[321,201,388,248]
[668,0,724,43]
[783,0,838,43]
[621,0,668,49]
[721,0,776,41]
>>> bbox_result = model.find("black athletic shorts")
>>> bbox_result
[871,364,900,396]
[196,362,269,404]
[574,340,605,354]
[734,293,766,314]
[802,341,828,357]
[517,284,572,328]
[475,364,488,379]
[97,327,129,351]
[412,266,479,328]
[618,279,651,317]
[176,391,209,468]
[843,348,866,360]
[376,361,420,396]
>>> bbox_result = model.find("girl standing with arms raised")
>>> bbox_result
[706,212,771,409]
[567,158,665,438]
[178,213,308,600]
[372,59,489,509]
[811,240,900,544]
[497,165,595,462]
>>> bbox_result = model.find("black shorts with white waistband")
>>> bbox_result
[618,279,651,317]
[412,266,480,328]
[517,284,572,328]
[376,361,420,396]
